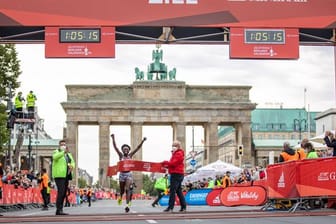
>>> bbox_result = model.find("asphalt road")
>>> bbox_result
[1,199,336,224]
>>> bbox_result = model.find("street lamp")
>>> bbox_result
[31,153,36,171]
[34,140,40,171]
[6,83,13,168]
[27,129,32,171]
[293,118,307,141]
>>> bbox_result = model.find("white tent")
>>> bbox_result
[184,160,242,183]
[310,130,335,144]
[294,141,327,149]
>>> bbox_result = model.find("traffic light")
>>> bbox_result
[238,145,243,156]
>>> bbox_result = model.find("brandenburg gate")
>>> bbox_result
[61,81,255,188]
[61,47,256,188]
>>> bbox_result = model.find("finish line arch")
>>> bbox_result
[1,0,335,188]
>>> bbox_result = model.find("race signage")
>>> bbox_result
[45,26,115,58]
[230,28,299,59]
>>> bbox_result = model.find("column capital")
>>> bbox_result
[131,121,144,125]
[66,120,78,125]
[98,121,111,125]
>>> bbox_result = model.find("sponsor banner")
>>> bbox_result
[0,0,335,28]
[297,157,336,197]
[185,188,212,205]
[107,160,166,176]
[230,28,299,59]
[206,188,223,206]
[158,195,181,206]
[266,161,299,199]
[220,186,267,206]
[45,26,115,58]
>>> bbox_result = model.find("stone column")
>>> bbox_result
[131,122,143,193]
[99,121,110,187]
[65,121,78,186]
[172,122,186,173]
[241,122,253,167]
[204,122,218,164]
[172,122,186,150]
[235,123,243,167]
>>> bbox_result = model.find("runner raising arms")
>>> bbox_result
[111,134,147,213]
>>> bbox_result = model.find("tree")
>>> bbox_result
[0,44,22,161]
[77,177,87,188]
[142,173,155,196]
[109,178,120,192]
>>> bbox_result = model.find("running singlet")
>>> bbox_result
[119,155,133,182]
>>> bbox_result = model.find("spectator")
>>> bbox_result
[215,175,222,188]
[297,138,308,160]
[305,142,319,159]
[222,171,232,188]
[279,141,299,162]
[324,131,336,157]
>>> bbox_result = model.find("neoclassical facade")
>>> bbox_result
[61,81,256,188]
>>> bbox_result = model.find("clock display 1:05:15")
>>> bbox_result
[59,28,101,43]
[244,29,285,44]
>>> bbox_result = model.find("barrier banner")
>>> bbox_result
[107,160,166,176]
[205,188,223,206]
[159,195,181,206]
[220,186,267,206]
[266,161,299,199]
[297,157,336,197]
[185,188,212,205]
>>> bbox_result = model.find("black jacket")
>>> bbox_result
[324,136,336,157]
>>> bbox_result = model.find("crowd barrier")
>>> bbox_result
[0,185,151,212]
[1,158,335,212]
[0,184,76,211]
[265,157,336,211]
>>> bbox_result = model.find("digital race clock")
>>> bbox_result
[244,29,285,44]
[59,28,101,43]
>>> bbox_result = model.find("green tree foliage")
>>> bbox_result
[77,177,87,188]
[142,173,155,196]
[0,44,21,156]
[109,178,120,192]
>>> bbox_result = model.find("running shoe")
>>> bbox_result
[117,197,122,205]
[125,206,130,213]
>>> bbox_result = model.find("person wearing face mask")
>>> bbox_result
[52,139,75,215]
[161,140,187,213]
[111,134,147,213]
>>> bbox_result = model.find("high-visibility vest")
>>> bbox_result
[154,177,168,191]
[15,95,23,109]
[222,175,232,188]
[207,180,215,188]
[280,151,299,161]
[26,93,36,107]
[40,173,49,190]
[297,148,306,160]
